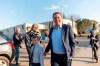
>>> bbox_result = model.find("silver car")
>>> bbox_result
[0,33,15,66]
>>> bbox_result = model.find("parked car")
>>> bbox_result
[0,33,15,66]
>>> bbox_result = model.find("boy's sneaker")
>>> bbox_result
[16,61,20,65]
[16,62,19,65]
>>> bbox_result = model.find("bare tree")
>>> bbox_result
[67,15,80,22]
[67,15,80,28]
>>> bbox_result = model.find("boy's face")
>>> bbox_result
[31,37,39,45]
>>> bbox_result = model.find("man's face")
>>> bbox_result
[31,37,39,45]
[27,28,31,32]
[92,30,96,34]
[53,14,62,27]
[16,28,21,34]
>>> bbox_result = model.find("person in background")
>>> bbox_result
[44,12,75,66]
[45,30,49,37]
[74,33,78,44]
[13,27,22,64]
[89,29,99,63]
[30,36,44,66]
[29,24,40,37]
[29,24,45,48]
[24,26,31,66]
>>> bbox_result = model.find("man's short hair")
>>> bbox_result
[26,26,31,30]
[52,12,62,18]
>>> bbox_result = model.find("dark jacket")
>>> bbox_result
[13,32,22,46]
[24,32,31,47]
[89,34,99,45]
[45,24,75,60]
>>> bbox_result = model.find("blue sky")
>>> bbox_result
[0,0,100,30]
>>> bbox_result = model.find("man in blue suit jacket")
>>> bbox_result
[44,12,75,66]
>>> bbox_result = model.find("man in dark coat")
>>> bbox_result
[89,29,99,62]
[24,26,31,66]
[44,12,75,66]
[13,27,22,64]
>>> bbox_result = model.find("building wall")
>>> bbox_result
[62,19,77,34]
[1,23,46,39]
[40,21,53,29]
[96,23,100,32]
[1,19,77,39]
[7,27,14,39]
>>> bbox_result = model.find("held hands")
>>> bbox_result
[69,57,72,59]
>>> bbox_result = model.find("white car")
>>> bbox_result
[0,33,15,66]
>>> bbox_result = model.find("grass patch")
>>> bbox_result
[76,32,100,37]
[77,34,89,37]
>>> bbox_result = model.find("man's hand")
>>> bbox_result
[44,52,48,56]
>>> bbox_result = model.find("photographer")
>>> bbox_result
[89,29,99,63]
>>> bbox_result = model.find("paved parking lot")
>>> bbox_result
[10,37,100,66]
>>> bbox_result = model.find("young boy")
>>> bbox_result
[30,36,44,66]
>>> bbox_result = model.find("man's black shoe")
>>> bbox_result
[16,62,19,65]
[96,59,98,63]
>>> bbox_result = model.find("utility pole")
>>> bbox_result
[59,0,64,21]
[71,15,74,28]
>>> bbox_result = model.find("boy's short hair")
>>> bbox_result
[31,35,40,40]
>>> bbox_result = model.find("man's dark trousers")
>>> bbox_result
[92,44,98,60]
[51,53,72,66]
[25,45,31,66]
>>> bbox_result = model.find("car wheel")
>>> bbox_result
[0,56,9,66]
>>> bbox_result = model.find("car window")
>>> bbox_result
[0,34,11,44]
[0,35,7,43]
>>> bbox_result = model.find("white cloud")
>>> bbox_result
[44,5,60,10]
[44,4,68,10]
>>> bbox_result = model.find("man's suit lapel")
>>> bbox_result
[62,26,65,42]
[62,24,67,42]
